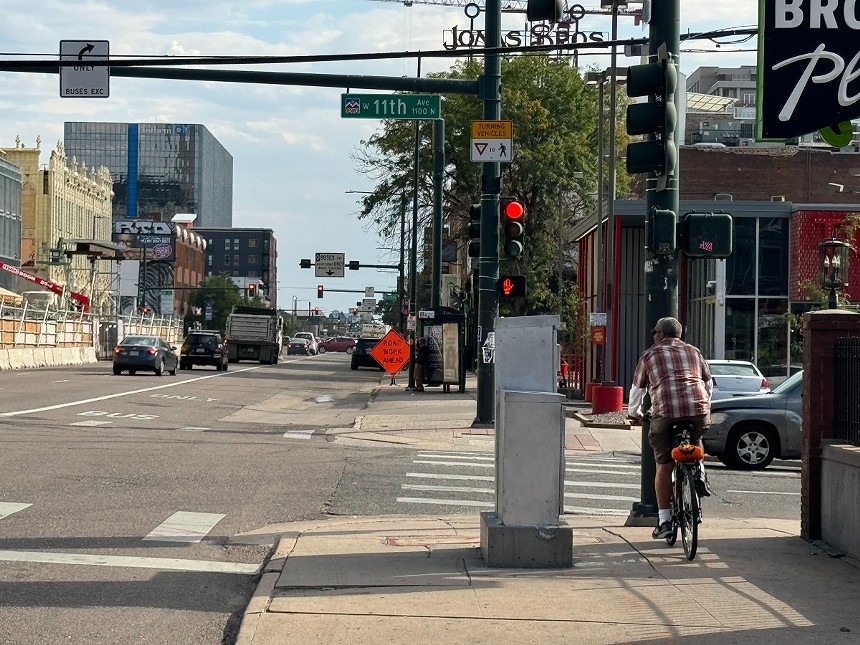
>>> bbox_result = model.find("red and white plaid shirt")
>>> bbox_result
[631,337,712,418]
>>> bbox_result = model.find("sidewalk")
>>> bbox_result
[236,376,860,644]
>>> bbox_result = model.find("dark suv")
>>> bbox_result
[180,330,229,371]
[350,337,384,371]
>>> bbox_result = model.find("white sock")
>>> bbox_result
[658,509,671,523]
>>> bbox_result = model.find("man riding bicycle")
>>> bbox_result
[628,317,713,540]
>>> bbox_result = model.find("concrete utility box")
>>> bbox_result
[497,390,565,525]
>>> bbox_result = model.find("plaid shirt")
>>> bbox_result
[631,337,712,418]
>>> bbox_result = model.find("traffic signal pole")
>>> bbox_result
[627,0,681,526]
[475,0,502,425]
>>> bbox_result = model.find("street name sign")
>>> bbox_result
[369,330,411,375]
[342,94,441,119]
[470,120,513,163]
[315,252,345,277]
[60,40,109,98]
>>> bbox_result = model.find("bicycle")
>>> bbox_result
[664,421,705,560]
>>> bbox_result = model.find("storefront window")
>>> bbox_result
[726,218,756,295]
[756,299,788,376]
[758,219,788,296]
[725,298,755,362]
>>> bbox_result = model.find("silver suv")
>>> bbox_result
[292,332,318,355]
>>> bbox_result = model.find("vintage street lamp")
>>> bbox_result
[819,238,851,308]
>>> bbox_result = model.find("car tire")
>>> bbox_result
[723,424,777,470]
[179,361,188,370]
[113,366,122,375]
[154,359,164,376]
[318,346,326,354]
[351,362,358,371]
[168,362,177,376]
[129,370,136,375]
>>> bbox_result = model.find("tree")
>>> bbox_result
[184,273,242,332]
[352,53,628,318]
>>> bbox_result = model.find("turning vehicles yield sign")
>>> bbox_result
[369,330,410,375]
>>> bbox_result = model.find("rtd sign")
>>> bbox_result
[758,0,860,139]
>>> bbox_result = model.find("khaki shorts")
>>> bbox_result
[648,414,709,465]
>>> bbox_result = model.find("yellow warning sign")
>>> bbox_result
[471,120,512,139]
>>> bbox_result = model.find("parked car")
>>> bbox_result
[292,332,318,355]
[708,360,770,401]
[318,336,357,354]
[704,370,803,470]
[179,330,228,371]
[286,338,311,355]
[350,337,385,371]
[113,335,179,376]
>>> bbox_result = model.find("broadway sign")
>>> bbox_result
[758,0,860,140]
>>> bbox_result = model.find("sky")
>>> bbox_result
[0,0,759,316]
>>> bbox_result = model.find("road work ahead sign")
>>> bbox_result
[758,0,860,140]
[369,330,410,375]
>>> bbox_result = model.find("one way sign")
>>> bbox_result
[315,252,345,278]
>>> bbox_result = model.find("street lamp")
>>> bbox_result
[819,237,851,309]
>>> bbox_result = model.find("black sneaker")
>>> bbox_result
[652,520,673,539]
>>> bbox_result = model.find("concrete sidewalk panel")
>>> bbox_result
[0,349,10,370]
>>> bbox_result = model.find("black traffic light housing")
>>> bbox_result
[468,203,481,258]
[648,208,677,256]
[500,197,525,259]
[317,284,324,298]
[299,258,311,268]
[248,283,258,298]
[626,43,678,190]
[526,0,563,22]
[680,212,734,258]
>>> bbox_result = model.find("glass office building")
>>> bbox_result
[64,122,233,227]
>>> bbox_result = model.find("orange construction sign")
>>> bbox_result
[369,329,411,375]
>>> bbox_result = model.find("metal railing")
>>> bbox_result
[834,337,860,446]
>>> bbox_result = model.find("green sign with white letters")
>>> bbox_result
[341,94,441,119]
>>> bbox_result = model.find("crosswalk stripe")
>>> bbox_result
[417,453,495,461]
[406,472,495,482]
[565,480,640,490]
[402,484,495,494]
[0,502,31,520]
[0,550,260,574]
[413,459,494,468]
[567,462,640,470]
[567,467,640,476]
[564,506,629,516]
[143,511,226,543]
[182,427,210,432]
[564,491,640,502]
[283,429,315,440]
[396,497,494,508]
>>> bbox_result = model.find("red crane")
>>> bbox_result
[0,261,90,311]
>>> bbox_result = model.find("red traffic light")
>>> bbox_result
[317,284,324,298]
[503,200,524,220]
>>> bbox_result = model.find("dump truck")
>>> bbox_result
[225,305,283,364]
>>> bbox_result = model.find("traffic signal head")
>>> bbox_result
[468,203,481,258]
[681,212,734,258]
[626,43,678,190]
[497,275,526,298]
[317,284,324,298]
[526,0,563,22]
[648,208,677,256]
[248,283,257,298]
[500,197,525,259]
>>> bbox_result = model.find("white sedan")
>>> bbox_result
[707,360,770,401]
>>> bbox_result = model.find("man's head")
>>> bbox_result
[651,317,682,341]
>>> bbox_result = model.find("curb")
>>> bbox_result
[234,536,293,645]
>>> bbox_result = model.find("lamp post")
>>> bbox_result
[819,238,851,309]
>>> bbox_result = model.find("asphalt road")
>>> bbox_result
[0,352,801,644]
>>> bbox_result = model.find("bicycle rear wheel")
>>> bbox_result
[666,467,682,546]
[680,466,699,560]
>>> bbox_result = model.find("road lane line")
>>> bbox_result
[143,511,226,543]
[70,420,112,427]
[0,502,31,520]
[0,550,260,574]
[0,365,268,417]
[726,490,801,496]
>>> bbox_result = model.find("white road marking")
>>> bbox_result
[0,502,31,520]
[54,380,70,383]
[565,480,640,490]
[143,511,226,544]
[396,497,494,508]
[567,467,641,476]
[417,453,494,461]
[70,420,112,427]
[413,459,494,468]
[564,491,640,502]
[182,427,210,432]
[563,506,629,516]
[402,483,495,494]
[567,462,640,470]
[283,429,315,440]
[0,550,259,574]
[726,490,801,496]
[0,366,265,418]
[406,472,494,482]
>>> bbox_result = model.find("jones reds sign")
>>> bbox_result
[758,0,860,141]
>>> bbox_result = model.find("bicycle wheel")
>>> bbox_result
[680,466,700,560]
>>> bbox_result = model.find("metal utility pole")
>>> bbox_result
[605,0,621,384]
[431,119,445,308]
[627,0,681,526]
[407,59,422,390]
[475,0,502,424]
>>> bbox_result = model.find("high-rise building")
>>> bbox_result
[195,227,278,309]
[64,122,233,227]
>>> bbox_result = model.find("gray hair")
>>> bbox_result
[655,317,683,338]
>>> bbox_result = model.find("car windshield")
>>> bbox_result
[771,370,803,394]
[709,363,760,376]
[121,336,156,346]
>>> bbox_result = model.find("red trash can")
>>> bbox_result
[592,385,623,414]
[584,381,598,403]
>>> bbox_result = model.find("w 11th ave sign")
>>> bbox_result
[758,0,860,140]
[341,94,441,119]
